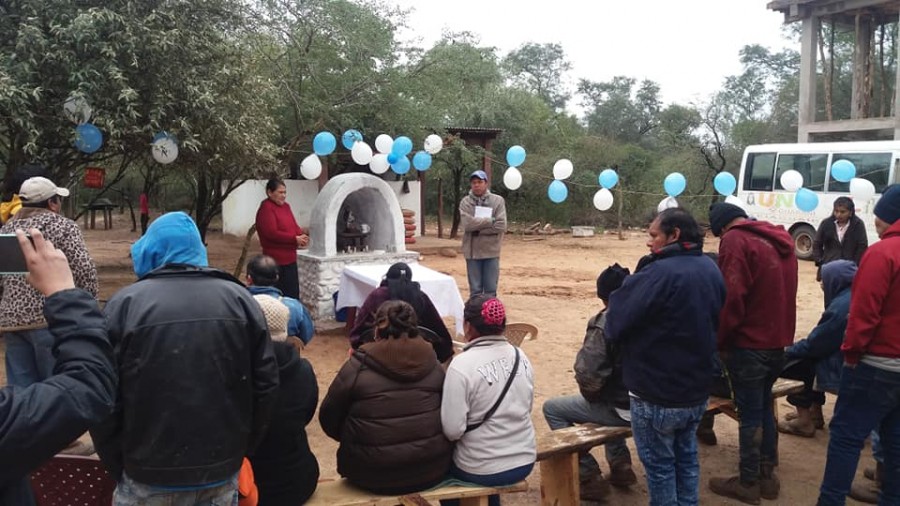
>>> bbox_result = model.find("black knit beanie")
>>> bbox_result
[709,203,748,237]
[597,263,630,300]
[875,185,900,224]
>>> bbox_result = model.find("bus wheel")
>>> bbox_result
[791,225,816,261]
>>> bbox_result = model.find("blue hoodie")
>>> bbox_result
[131,212,208,278]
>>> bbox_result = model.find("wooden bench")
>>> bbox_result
[707,377,805,421]
[306,478,528,506]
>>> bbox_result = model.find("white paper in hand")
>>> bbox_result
[474,206,493,219]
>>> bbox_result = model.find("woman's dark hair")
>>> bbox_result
[657,208,704,245]
[834,196,855,216]
[265,178,285,193]
[374,300,419,339]
[381,262,425,316]
[464,294,506,336]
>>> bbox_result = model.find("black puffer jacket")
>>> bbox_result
[319,336,452,495]
[91,265,279,487]
[249,342,320,506]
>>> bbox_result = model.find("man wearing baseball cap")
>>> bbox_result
[459,170,507,297]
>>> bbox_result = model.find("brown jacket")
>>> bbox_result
[319,335,452,495]
[459,191,507,259]
[0,208,98,330]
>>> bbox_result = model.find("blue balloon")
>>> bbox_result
[341,129,363,150]
[548,180,568,203]
[795,188,819,212]
[391,156,411,175]
[506,145,526,167]
[387,153,399,165]
[831,159,857,183]
[392,136,413,156]
[313,131,336,156]
[74,123,103,154]
[412,151,432,171]
[664,172,687,197]
[713,172,737,196]
[599,169,619,189]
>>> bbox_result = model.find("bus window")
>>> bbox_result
[828,152,891,192]
[775,153,828,191]
[743,153,776,191]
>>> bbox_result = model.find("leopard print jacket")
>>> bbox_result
[0,208,99,331]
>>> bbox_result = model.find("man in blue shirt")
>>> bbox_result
[246,254,315,345]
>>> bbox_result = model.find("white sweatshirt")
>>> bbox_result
[441,336,536,475]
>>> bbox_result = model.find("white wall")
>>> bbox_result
[387,181,422,236]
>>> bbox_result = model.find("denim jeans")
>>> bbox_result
[440,462,533,506]
[4,328,55,388]
[542,395,630,480]
[465,258,500,297]
[726,348,784,482]
[818,363,900,506]
[873,430,883,464]
[113,473,238,506]
[630,396,706,506]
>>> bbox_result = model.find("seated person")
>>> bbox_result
[778,259,857,437]
[349,262,454,362]
[541,264,635,501]
[441,295,536,506]
[319,300,452,495]
[246,254,315,345]
[249,295,319,505]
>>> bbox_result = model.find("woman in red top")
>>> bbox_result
[255,178,309,299]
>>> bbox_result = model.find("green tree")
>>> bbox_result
[578,77,662,144]
[502,42,572,111]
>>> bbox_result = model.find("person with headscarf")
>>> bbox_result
[441,295,535,506]
[320,300,452,495]
[348,262,454,362]
[813,196,868,281]
[778,260,857,438]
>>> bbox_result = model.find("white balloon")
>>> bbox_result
[350,142,373,165]
[850,177,877,203]
[553,159,574,180]
[63,96,92,124]
[593,188,614,211]
[724,195,747,210]
[657,196,679,213]
[424,134,443,154]
[300,154,323,179]
[370,153,390,175]
[151,138,178,164]
[503,167,523,190]
[780,169,804,192]
[375,134,394,154]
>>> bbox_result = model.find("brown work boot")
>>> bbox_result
[696,411,718,446]
[850,462,882,503]
[760,464,780,500]
[580,474,611,502]
[709,476,761,505]
[864,465,877,481]
[777,407,816,437]
[785,404,826,429]
[607,459,637,488]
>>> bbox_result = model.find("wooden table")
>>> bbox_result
[82,199,116,230]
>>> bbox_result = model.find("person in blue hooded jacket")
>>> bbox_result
[90,212,279,505]
[245,254,315,345]
[778,260,857,438]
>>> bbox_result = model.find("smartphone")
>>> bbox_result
[0,234,28,274]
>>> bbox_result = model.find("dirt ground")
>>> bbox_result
[1,214,876,505]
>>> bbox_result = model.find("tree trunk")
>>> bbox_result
[449,169,463,239]
[437,178,444,239]
[879,23,887,117]
[819,22,834,120]
[196,169,210,244]
[616,177,625,240]
[233,224,257,279]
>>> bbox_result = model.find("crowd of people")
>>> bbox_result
[1,165,899,506]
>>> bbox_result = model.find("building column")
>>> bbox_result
[798,15,819,143]
[851,13,873,120]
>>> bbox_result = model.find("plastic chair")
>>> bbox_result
[29,455,116,506]
[505,323,539,347]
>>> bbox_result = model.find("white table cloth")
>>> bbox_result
[335,262,465,335]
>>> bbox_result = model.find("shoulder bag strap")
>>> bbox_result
[465,346,521,433]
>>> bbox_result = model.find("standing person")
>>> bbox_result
[707,202,798,504]
[319,300,452,495]
[255,178,308,299]
[139,191,150,236]
[813,196,867,281]
[605,208,725,506]
[442,295,535,506]
[817,184,900,505]
[542,264,636,502]
[459,170,507,297]
[0,177,98,389]
[91,211,279,505]
[246,254,315,345]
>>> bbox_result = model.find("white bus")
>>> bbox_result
[737,141,900,260]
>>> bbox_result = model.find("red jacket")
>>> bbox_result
[255,199,304,265]
[717,220,798,350]
[842,220,900,365]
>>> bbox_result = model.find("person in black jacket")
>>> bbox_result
[90,212,279,504]
[541,264,635,502]
[0,229,116,506]
[812,196,868,281]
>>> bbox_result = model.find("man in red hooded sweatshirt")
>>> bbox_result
[706,202,798,505]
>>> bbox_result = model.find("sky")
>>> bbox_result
[388,0,794,107]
